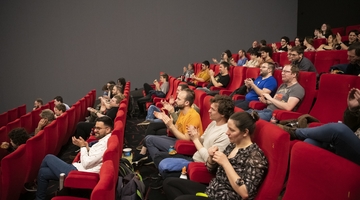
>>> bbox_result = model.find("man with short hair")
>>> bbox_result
[257,46,275,67]
[236,50,248,66]
[272,36,290,52]
[54,103,66,118]
[54,96,70,110]
[197,61,230,92]
[29,116,113,200]
[33,98,43,110]
[34,109,55,135]
[289,46,317,73]
[337,30,359,50]
[134,88,203,164]
[188,60,211,86]
[344,43,360,76]
[235,62,278,110]
[247,64,305,121]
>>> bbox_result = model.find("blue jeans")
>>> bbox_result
[145,135,177,161]
[146,105,161,121]
[36,154,77,200]
[296,123,360,165]
[247,108,273,121]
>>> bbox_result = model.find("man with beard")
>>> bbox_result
[344,43,360,76]
[288,46,317,73]
[132,88,203,164]
[234,62,277,110]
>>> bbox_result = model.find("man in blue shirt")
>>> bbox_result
[234,62,277,110]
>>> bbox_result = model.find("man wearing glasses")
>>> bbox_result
[247,64,305,121]
[27,116,113,200]
[289,46,317,73]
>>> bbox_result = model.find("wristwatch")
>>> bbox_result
[236,177,244,186]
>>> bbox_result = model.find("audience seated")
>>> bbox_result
[236,49,248,66]
[137,73,170,115]
[281,88,360,166]
[116,77,126,93]
[75,94,123,139]
[134,89,203,165]
[34,109,55,135]
[234,62,277,110]
[247,65,304,121]
[0,127,30,153]
[148,95,234,189]
[25,116,113,200]
[337,30,359,50]
[182,64,195,80]
[303,36,315,51]
[197,62,231,92]
[188,60,211,86]
[33,98,43,110]
[53,96,70,110]
[272,36,290,52]
[293,36,305,50]
[313,28,321,39]
[243,50,260,67]
[317,33,341,51]
[53,103,66,118]
[259,39,267,48]
[289,46,317,73]
[319,23,332,38]
[163,111,268,200]
[103,80,116,97]
[212,50,235,65]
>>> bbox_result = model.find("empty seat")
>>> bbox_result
[7,107,18,123]
[0,112,8,127]
[20,112,33,134]
[6,119,21,134]
[17,104,27,117]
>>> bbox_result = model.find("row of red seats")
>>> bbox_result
[0,90,96,200]
[331,24,360,36]
[0,104,26,128]
[175,87,360,199]
[53,82,131,200]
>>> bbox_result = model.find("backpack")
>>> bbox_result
[116,158,146,200]
[127,95,136,118]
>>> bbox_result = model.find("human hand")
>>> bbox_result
[348,88,360,110]
[190,73,196,79]
[187,125,199,141]
[245,78,254,87]
[153,111,165,120]
[169,95,175,105]
[208,146,219,157]
[72,136,88,148]
[258,95,267,104]
[183,66,187,73]
[287,44,292,50]
[0,142,10,149]
[38,118,48,129]
[212,58,218,63]
[161,114,174,128]
[263,93,272,101]
[336,33,342,43]
[209,69,215,76]
[162,100,175,113]
[212,151,228,166]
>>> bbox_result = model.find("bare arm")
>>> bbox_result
[263,93,300,111]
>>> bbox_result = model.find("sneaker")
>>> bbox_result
[149,178,163,189]
[24,182,37,192]
[277,124,298,140]
[132,154,148,163]
[137,120,151,126]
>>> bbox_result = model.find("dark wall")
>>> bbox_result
[297,0,360,37]
[0,0,297,113]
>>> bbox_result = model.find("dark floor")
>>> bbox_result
[19,114,167,200]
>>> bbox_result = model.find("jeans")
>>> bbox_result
[145,135,177,160]
[146,105,161,121]
[234,100,250,110]
[144,121,168,137]
[247,108,273,121]
[36,154,77,200]
[163,177,210,200]
[296,123,360,165]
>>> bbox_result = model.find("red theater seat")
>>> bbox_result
[7,107,18,123]
[0,112,8,127]
[17,104,26,117]
[20,112,33,134]
[6,118,21,134]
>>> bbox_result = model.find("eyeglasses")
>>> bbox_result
[282,70,292,74]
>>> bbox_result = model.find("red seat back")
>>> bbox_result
[17,104,26,118]
[310,74,358,123]
[1,144,28,200]
[346,24,360,35]
[295,71,317,114]
[66,107,76,138]
[90,160,117,200]
[303,51,316,63]
[279,52,290,67]
[252,120,290,200]
[194,90,207,111]
[200,96,213,128]
[25,130,46,182]
[245,67,260,80]
[20,112,33,134]
[0,126,9,160]
[332,27,345,36]
[6,119,21,134]
[314,50,342,74]
[271,52,281,63]
[0,112,8,127]
[7,107,18,123]
[283,142,360,200]
[43,120,59,155]
[57,113,69,147]
[225,67,246,91]
[313,38,326,49]
[31,108,42,132]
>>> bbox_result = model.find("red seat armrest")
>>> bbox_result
[153,97,166,104]
[219,90,232,96]
[175,140,196,156]
[64,170,99,189]
[272,110,302,121]
[188,162,214,184]
[232,94,246,100]
[249,101,267,110]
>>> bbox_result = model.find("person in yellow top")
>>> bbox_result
[188,60,211,86]
[135,88,203,164]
